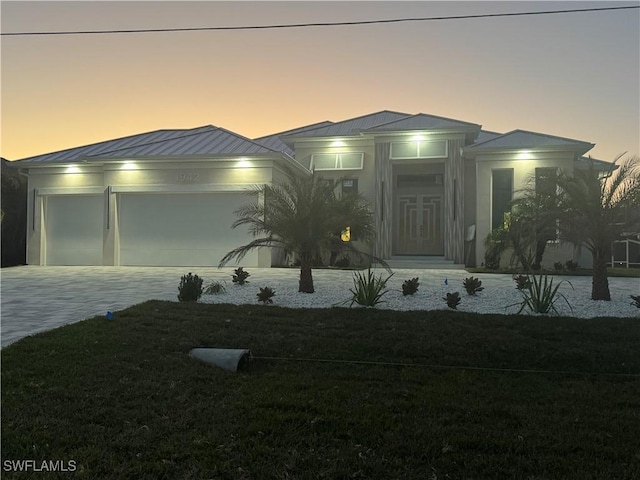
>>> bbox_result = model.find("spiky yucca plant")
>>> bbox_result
[349,269,394,307]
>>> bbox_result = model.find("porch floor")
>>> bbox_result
[380,256,465,270]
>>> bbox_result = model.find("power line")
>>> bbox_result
[252,356,640,378]
[2,5,638,37]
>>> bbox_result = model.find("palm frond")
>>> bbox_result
[218,236,286,267]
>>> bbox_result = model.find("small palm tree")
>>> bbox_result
[508,177,559,270]
[218,166,389,293]
[554,155,640,300]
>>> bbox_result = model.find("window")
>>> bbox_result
[390,140,447,159]
[492,169,513,231]
[396,174,443,188]
[341,178,358,196]
[311,152,364,170]
[535,167,560,242]
[535,168,557,198]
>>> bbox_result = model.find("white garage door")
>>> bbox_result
[46,195,104,265]
[118,192,258,266]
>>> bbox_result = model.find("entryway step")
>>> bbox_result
[380,256,465,270]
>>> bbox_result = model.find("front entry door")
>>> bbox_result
[397,194,444,255]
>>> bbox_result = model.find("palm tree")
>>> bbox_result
[508,176,559,271]
[218,166,388,293]
[554,154,640,300]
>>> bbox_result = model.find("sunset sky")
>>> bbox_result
[1,1,638,162]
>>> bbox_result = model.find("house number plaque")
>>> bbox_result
[176,171,200,183]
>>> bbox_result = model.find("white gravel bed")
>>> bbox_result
[200,268,640,318]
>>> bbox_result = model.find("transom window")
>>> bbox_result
[311,152,364,171]
[390,140,447,159]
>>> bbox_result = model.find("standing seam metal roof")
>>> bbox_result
[468,129,594,150]
[363,113,481,132]
[16,125,281,164]
[281,110,412,139]
[254,121,334,156]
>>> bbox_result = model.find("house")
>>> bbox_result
[13,110,608,268]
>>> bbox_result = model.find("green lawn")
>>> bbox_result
[2,301,640,479]
[466,267,640,277]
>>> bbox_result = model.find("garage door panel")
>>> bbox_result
[46,195,103,265]
[119,193,258,266]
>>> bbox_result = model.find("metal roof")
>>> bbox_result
[468,129,594,152]
[254,121,334,156]
[364,113,481,132]
[575,156,616,170]
[16,125,281,164]
[474,130,503,144]
[282,110,412,139]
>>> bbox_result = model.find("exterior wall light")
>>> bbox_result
[341,226,351,242]
[331,140,346,147]
[516,150,535,160]
[65,166,81,174]
[121,162,137,171]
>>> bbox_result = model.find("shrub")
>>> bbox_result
[483,228,508,270]
[513,274,531,291]
[257,286,276,304]
[443,292,461,310]
[232,267,250,285]
[177,272,203,302]
[553,262,564,272]
[484,252,501,270]
[463,276,484,296]
[565,260,579,272]
[349,269,394,307]
[515,274,573,316]
[402,277,420,296]
[334,255,351,268]
[631,295,640,308]
[204,281,226,295]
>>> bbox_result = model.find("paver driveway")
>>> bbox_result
[0,266,226,348]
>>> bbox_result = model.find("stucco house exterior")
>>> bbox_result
[13,110,608,268]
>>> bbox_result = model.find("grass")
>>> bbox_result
[466,266,640,277]
[2,301,640,479]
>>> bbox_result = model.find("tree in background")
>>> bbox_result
[1,159,27,267]
[219,166,388,293]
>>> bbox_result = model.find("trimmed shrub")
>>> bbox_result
[565,260,579,272]
[334,255,351,268]
[232,267,250,285]
[257,286,276,304]
[463,276,484,296]
[513,274,531,291]
[443,292,461,310]
[204,281,226,295]
[178,273,203,302]
[402,277,420,296]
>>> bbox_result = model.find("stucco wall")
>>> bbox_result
[24,158,287,266]
[474,151,576,268]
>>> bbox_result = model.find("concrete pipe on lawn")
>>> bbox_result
[189,348,252,372]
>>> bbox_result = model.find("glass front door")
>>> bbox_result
[397,194,444,255]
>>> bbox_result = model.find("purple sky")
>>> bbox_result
[1,1,638,162]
